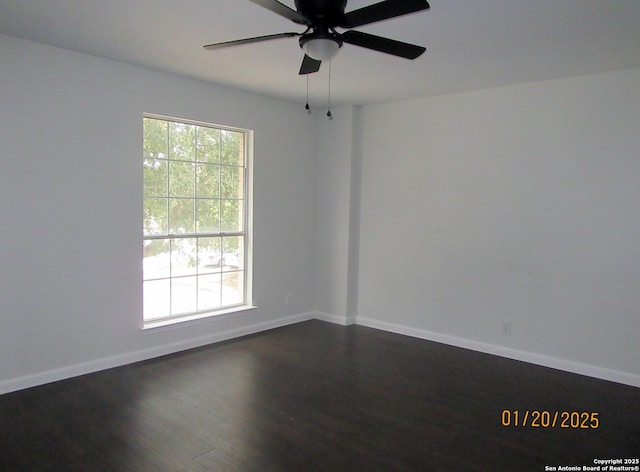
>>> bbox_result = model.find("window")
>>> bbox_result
[143,115,252,326]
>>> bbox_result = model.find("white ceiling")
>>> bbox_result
[1,0,640,107]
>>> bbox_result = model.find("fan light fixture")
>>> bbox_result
[303,38,341,61]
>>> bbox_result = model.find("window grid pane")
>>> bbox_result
[143,115,249,324]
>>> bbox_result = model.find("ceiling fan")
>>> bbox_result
[204,0,430,75]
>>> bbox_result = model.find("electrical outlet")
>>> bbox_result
[285,294,292,306]
[502,321,512,336]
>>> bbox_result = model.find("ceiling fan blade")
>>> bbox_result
[339,0,430,28]
[249,0,308,25]
[203,32,299,50]
[342,30,426,59]
[299,54,322,75]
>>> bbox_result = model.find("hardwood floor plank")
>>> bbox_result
[1,320,638,471]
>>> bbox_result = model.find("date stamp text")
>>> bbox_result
[501,409,600,429]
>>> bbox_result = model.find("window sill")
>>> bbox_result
[142,305,257,331]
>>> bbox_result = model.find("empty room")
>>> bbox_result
[1,1,639,470]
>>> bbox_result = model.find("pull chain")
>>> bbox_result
[327,61,332,118]
[305,74,310,112]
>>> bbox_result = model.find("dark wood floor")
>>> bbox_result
[1,320,638,471]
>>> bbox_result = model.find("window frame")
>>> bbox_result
[142,114,254,329]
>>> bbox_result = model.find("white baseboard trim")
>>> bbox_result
[356,316,640,388]
[4,312,637,395]
[0,312,315,395]
[314,311,356,326]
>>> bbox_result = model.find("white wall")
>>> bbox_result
[356,68,640,385]
[0,35,318,393]
[313,106,362,325]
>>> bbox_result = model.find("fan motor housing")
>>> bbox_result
[294,0,348,26]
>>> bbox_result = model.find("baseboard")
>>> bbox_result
[314,311,356,326]
[0,312,315,395]
[356,316,640,388]
[5,312,637,395]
